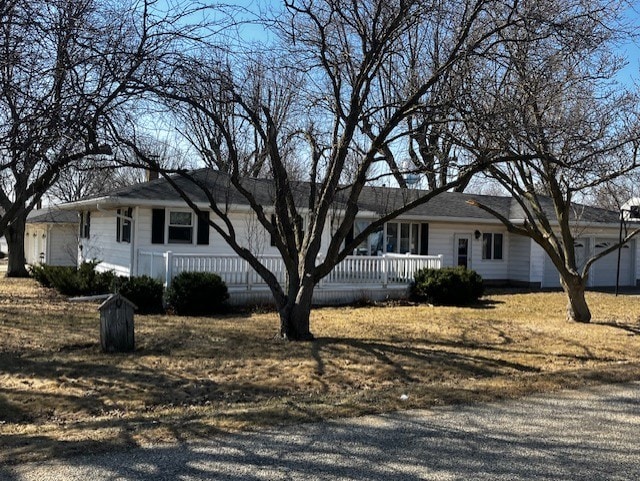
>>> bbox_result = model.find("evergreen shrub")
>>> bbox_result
[412,266,484,305]
[166,271,229,316]
[116,275,164,314]
[29,261,116,296]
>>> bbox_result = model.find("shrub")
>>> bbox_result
[116,275,164,314]
[411,267,484,306]
[76,260,117,295]
[29,261,116,296]
[29,264,53,288]
[166,271,229,316]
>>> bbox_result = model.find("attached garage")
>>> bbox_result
[541,238,635,288]
[541,239,588,288]
[591,239,634,287]
[25,208,79,267]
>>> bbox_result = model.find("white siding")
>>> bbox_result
[507,234,531,283]
[79,210,132,275]
[137,208,291,256]
[529,242,545,286]
[426,222,509,281]
[135,207,334,256]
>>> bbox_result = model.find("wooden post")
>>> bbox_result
[98,294,137,353]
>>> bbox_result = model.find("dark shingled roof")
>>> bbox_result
[27,207,78,224]
[68,168,621,225]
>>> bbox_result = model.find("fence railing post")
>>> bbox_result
[382,255,388,288]
[247,258,252,291]
[148,251,154,278]
[317,254,325,288]
[164,251,173,288]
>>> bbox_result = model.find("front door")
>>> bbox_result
[454,234,471,268]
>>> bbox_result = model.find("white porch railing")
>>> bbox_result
[137,250,443,289]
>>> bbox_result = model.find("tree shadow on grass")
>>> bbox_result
[465,298,505,310]
[595,321,640,336]
[310,336,540,382]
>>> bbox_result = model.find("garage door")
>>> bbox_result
[542,240,587,288]
[592,239,633,287]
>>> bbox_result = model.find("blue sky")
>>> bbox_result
[616,1,640,87]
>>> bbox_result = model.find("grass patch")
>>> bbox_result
[2,278,640,464]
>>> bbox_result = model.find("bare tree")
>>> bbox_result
[588,173,640,212]
[368,22,472,191]
[460,0,640,322]
[0,0,212,276]
[46,137,195,203]
[126,0,533,340]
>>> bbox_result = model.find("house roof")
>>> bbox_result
[27,207,78,224]
[60,167,622,226]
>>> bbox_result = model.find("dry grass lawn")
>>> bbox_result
[2,277,640,464]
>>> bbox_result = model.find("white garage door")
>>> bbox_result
[542,240,587,288]
[592,239,633,287]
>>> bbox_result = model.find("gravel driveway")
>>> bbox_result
[5,382,640,480]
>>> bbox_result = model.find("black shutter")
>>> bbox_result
[420,223,429,255]
[79,212,84,238]
[151,208,165,244]
[270,214,277,247]
[85,211,90,238]
[197,211,210,245]
[116,209,121,242]
[346,225,354,248]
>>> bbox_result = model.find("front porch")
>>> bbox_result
[136,251,443,305]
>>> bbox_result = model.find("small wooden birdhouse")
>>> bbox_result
[98,294,137,353]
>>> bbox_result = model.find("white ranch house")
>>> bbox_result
[55,169,639,305]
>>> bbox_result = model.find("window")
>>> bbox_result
[79,211,90,239]
[347,220,383,256]
[168,211,193,244]
[385,222,421,254]
[150,208,209,245]
[386,222,398,252]
[116,208,132,243]
[482,233,503,260]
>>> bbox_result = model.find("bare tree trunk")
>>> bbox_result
[279,279,315,341]
[561,274,591,323]
[6,214,29,278]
